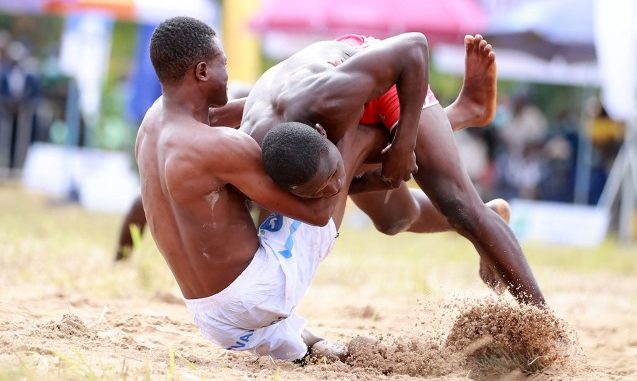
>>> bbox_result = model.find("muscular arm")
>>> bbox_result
[313,33,429,185]
[206,129,337,226]
[208,97,246,128]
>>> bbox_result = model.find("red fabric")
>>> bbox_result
[336,34,438,131]
[360,87,401,129]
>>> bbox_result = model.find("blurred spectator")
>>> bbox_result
[498,92,548,155]
[455,128,490,196]
[585,98,624,204]
[0,37,41,172]
[494,92,548,200]
[540,134,575,202]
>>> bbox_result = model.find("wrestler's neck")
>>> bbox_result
[161,85,210,124]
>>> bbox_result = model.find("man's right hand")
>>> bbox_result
[348,168,397,194]
[380,141,418,188]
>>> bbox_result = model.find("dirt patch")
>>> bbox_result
[346,334,454,377]
[446,299,576,378]
[343,298,576,379]
[35,314,96,340]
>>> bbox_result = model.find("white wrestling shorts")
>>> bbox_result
[184,214,337,360]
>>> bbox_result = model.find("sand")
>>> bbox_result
[1,186,636,379]
[2,274,636,380]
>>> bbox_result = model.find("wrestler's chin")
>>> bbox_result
[211,94,228,108]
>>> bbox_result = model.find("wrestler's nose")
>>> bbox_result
[324,178,343,197]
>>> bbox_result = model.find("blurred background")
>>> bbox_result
[0,0,635,246]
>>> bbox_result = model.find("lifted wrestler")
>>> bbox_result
[240,32,545,306]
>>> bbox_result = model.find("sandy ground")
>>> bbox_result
[2,266,637,380]
[1,187,637,380]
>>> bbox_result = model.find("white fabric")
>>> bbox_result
[185,214,337,360]
[594,0,637,121]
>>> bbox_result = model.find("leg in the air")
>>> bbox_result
[445,34,497,131]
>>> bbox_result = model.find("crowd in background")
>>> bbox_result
[0,30,76,173]
[448,92,622,205]
[0,19,626,206]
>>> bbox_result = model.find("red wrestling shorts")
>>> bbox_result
[336,34,439,131]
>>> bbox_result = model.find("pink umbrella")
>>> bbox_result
[251,0,486,44]
[0,0,216,25]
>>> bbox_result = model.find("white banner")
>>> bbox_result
[594,0,637,121]
[510,199,609,247]
[59,13,113,124]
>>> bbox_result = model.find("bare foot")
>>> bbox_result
[479,258,507,294]
[480,198,511,294]
[309,339,349,362]
[445,34,497,131]
[486,198,510,223]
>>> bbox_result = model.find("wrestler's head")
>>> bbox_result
[150,16,228,107]
[262,122,345,199]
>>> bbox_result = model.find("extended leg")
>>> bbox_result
[348,34,501,236]
[411,104,544,305]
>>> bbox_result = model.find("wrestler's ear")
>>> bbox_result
[195,61,208,81]
[314,123,327,137]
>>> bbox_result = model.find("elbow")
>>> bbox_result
[208,108,218,126]
[405,32,429,52]
[404,33,428,63]
[409,32,428,48]
[310,208,332,227]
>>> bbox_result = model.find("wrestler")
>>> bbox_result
[241,32,545,306]
[138,17,368,360]
[114,33,500,260]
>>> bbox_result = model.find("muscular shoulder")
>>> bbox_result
[197,127,260,163]
[162,127,261,200]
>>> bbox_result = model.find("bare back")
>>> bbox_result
[137,98,337,299]
[240,41,364,144]
[241,34,429,187]
[137,99,260,299]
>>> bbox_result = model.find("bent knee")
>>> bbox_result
[373,215,415,236]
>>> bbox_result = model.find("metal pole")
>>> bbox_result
[65,79,80,147]
[574,87,594,204]
[617,118,637,241]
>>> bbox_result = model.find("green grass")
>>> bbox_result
[323,219,637,299]
[0,183,176,298]
[2,182,636,299]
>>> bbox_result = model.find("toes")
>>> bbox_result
[485,43,492,52]
[465,35,473,51]
[464,35,473,49]
[479,39,488,50]
[488,51,496,61]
